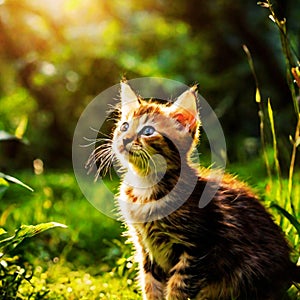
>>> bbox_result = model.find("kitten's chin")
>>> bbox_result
[126,164,165,184]
[129,165,151,177]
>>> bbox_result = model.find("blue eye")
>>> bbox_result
[141,126,155,136]
[120,122,129,132]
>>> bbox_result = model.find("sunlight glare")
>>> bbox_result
[30,0,67,19]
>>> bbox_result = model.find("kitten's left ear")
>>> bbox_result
[170,85,199,128]
[120,80,140,115]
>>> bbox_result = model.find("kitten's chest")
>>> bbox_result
[120,180,156,203]
[136,222,176,271]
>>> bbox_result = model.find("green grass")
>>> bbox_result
[19,262,138,299]
[0,165,299,299]
[0,170,138,299]
[2,171,122,264]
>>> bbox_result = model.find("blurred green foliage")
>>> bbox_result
[1,171,123,267]
[0,1,300,297]
[0,171,138,299]
[0,0,299,169]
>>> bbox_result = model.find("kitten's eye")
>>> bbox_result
[120,122,129,132]
[141,126,155,136]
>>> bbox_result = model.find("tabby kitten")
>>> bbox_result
[92,81,300,299]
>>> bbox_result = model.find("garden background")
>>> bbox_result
[0,0,300,298]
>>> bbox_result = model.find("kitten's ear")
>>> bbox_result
[170,85,199,128]
[120,81,140,115]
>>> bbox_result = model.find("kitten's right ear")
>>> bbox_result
[120,81,140,115]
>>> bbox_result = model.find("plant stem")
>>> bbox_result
[267,98,282,199]
[264,0,300,211]
[243,45,272,182]
[288,116,300,216]
[266,0,299,115]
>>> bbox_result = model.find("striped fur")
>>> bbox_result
[95,83,300,299]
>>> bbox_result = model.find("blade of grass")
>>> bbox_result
[267,99,282,200]
[258,0,300,227]
[0,228,7,236]
[271,203,300,238]
[0,172,34,192]
[14,116,28,139]
[0,222,67,253]
[243,45,272,181]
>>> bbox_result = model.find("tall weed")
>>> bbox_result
[246,1,300,295]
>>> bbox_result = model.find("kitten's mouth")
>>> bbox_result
[128,150,144,161]
[126,144,143,155]
[129,151,140,158]
[126,148,154,175]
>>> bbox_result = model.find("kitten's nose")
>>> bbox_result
[123,136,134,149]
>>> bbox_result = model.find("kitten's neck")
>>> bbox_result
[123,161,197,203]
[119,161,199,222]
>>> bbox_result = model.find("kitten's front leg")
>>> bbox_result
[166,252,202,300]
[141,271,165,300]
[139,251,165,300]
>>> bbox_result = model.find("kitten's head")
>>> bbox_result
[112,81,200,177]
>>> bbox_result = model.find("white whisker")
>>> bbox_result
[145,149,159,182]
[85,139,117,180]
[81,136,113,147]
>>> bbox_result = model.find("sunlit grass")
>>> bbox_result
[1,166,299,299]
[19,262,138,300]
[0,170,138,298]
[1,171,123,265]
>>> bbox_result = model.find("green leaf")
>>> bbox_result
[242,45,261,104]
[0,222,67,253]
[0,130,29,144]
[0,178,9,199]
[15,222,67,240]
[271,203,300,237]
[0,130,19,142]
[14,116,28,139]
[0,228,7,236]
[0,172,33,192]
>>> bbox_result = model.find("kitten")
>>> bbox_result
[89,81,300,299]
